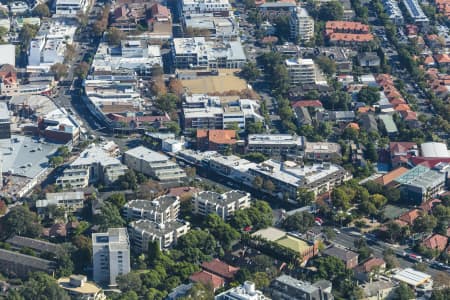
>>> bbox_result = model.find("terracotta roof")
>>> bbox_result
[201,259,239,280]
[261,36,278,44]
[419,199,441,212]
[197,129,237,145]
[398,209,421,226]
[357,106,375,114]
[346,122,360,130]
[400,110,418,121]
[150,3,171,18]
[291,100,323,108]
[390,142,417,154]
[373,167,409,185]
[325,21,370,33]
[422,234,448,251]
[410,156,450,168]
[394,104,411,111]
[435,54,450,64]
[328,33,374,43]
[190,271,224,290]
[354,257,385,273]
[424,56,435,65]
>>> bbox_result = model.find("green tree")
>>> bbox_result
[282,212,315,233]
[1,206,42,239]
[74,62,90,79]
[176,229,218,263]
[393,283,415,300]
[252,272,270,289]
[412,214,437,234]
[240,62,260,82]
[357,86,380,105]
[155,93,178,113]
[98,202,125,231]
[273,15,291,42]
[116,170,138,190]
[243,153,268,163]
[71,235,92,273]
[49,156,64,167]
[106,193,127,209]
[147,240,161,266]
[315,55,337,76]
[20,272,70,300]
[117,272,143,292]
[165,121,181,136]
[180,283,214,300]
[318,1,344,21]
[19,24,39,50]
[431,288,450,300]
[57,146,71,158]
[205,214,240,250]
[297,188,315,206]
[246,120,264,134]
[32,3,51,18]
[50,63,68,81]
[315,256,346,280]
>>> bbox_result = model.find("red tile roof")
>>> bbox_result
[398,209,421,226]
[422,234,448,251]
[400,110,418,121]
[410,156,450,168]
[355,257,386,273]
[390,142,417,154]
[291,100,323,108]
[201,259,240,280]
[325,21,370,33]
[190,271,224,290]
[197,129,237,145]
[419,199,441,212]
[374,167,409,186]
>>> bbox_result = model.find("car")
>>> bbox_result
[333,228,341,234]
[349,231,362,237]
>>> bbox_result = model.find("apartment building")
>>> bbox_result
[123,195,180,223]
[192,190,251,220]
[197,129,238,153]
[123,146,186,182]
[290,7,314,41]
[36,191,85,215]
[270,275,334,300]
[57,144,127,189]
[215,281,269,300]
[183,14,238,39]
[285,58,316,86]
[402,0,429,27]
[325,21,373,45]
[180,0,232,16]
[382,0,404,25]
[304,142,341,161]
[246,134,305,158]
[128,219,190,251]
[55,0,88,17]
[0,102,11,140]
[92,228,131,286]
[0,249,55,279]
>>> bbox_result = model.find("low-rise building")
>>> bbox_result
[123,195,180,223]
[180,0,232,16]
[202,259,239,282]
[0,44,15,67]
[304,142,341,161]
[36,192,85,216]
[269,275,334,300]
[128,219,190,251]
[6,236,63,256]
[402,0,429,27]
[285,58,316,86]
[360,280,395,300]
[197,129,237,153]
[58,275,106,300]
[216,281,270,300]
[123,146,186,182]
[325,21,373,45]
[354,257,386,282]
[55,0,89,17]
[192,190,251,220]
[392,268,433,290]
[0,249,55,278]
[322,245,359,269]
[246,134,305,158]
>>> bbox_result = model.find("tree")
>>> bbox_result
[385,221,403,242]
[1,206,42,239]
[393,283,415,300]
[412,214,437,234]
[431,288,450,300]
[318,1,344,21]
[32,4,51,18]
[107,28,125,45]
[64,44,76,63]
[168,79,184,97]
[117,272,143,292]
[57,146,71,158]
[246,120,264,134]
[49,156,64,167]
[273,16,291,42]
[243,152,268,163]
[74,62,90,79]
[240,62,260,82]
[315,55,337,76]
[176,229,218,263]
[98,202,125,231]
[120,291,139,300]
[20,272,70,300]
[71,235,92,273]
[369,194,387,209]
[147,240,161,266]
[253,176,263,189]
[106,193,127,209]
[252,272,270,289]
[155,93,178,113]
[19,24,39,50]
[315,256,346,280]
[50,63,68,81]
[181,283,214,300]
[282,212,315,233]
[205,214,240,250]
[357,86,380,105]
[165,121,181,136]
[116,170,138,190]
[297,188,315,206]
[0,200,6,215]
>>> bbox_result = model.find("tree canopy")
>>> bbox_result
[20,272,70,300]
[1,205,42,239]
[282,212,315,233]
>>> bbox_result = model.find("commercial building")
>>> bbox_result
[285,58,316,86]
[36,191,85,215]
[128,219,190,251]
[394,165,446,204]
[0,102,11,140]
[123,146,186,182]
[381,0,404,25]
[402,0,429,27]
[55,0,88,16]
[58,275,106,300]
[180,0,232,16]
[57,144,127,189]
[215,281,270,300]
[290,7,314,41]
[92,228,131,286]
[192,190,251,220]
[183,14,238,39]
[0,44,16,66]
[248,160,351,199]
[197,129,238,153]
[147,3,173,38]
[172,37,246,69]
[304,142,341,161]
[270,275,334,300]
[123,195,180,223]
[246,134,305,158]
[392,268,433,290]
[0,249,55,279]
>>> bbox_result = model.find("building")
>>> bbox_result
[0,64,18,96]
[0,44,16,66]
[216,281,270,300]
[0,102,11,140]
[353,257,386,282]
[6,236,63,256]
[325,21,373,45]
[248,160,351,199]
[92,228,131,286]
[421,142,449,158]
[360,280,395,300]
[36,191,85,215]
[128,219,190,252]
[270,275,333,300]
[422,234,448,253]
[290,7,314,41]
[172,37,246,69]
[190,271,225,291]
[0,249,55,278]
[123,146,186,182]
[357,52,381,67]
[246,134,305,158]
[123,195,180,223]
[382,0,404,25]
[322,245,359,269]
[180,0,232,16]
[394,165,446,204]
[58,275,106,300]
[389,142,418,168]
[55,0,88,16]
[304,142,341,161]
[183,14,238,39]
[285,58,316,86]
[402,0,429,27]
[57,144,127,189]
[192,190,251,220]
[147,3,172,38]
[202,259,239,282]
[392,268,433,290]
[197,129,237,153]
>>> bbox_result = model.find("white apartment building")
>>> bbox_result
[172,37,246,69]
[128,219,190,251]
[192,190,251,220]
[402,0,429,27]
[180,0,232,16]
[246,134,305,158]
[285,58,316,86]
[92,228,131,286]
[382,0,404,25]
[290,7,314,42]
[123,146,186,182]
[56,144,127,189]
[36,191,85,215]
[55,0,89,17]
[216,281,270,300]
[123,195,180,223]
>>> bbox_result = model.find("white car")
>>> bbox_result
[333,228,341,234]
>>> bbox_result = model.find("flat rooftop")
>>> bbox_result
[392,268,431,286]
[130,219,188,235]
[195,190,249,205]
[248,134,304,145]
[125,195,178,213]
[125,146,170,163]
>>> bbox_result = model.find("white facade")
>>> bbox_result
[36,191,85,214]
[192,190,251,220]
[285,58,316,85]
[92,228,131,286]
[0,45,16,66]
[216,281,270,300]
[290,7,314,41]
[181,0,231,15]
[55,0,88,16]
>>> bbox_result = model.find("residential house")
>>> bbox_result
[147,3,172,38]
[322,245,359,269]
[325,21,373,45]
[422,234,448,253]
[58,275,106,300]
[358,52,381,67]
[389,142,418,168]
[354,257,386,282]
[190,271,225,292]
[201,259,239,282]
[360,280,395,300]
